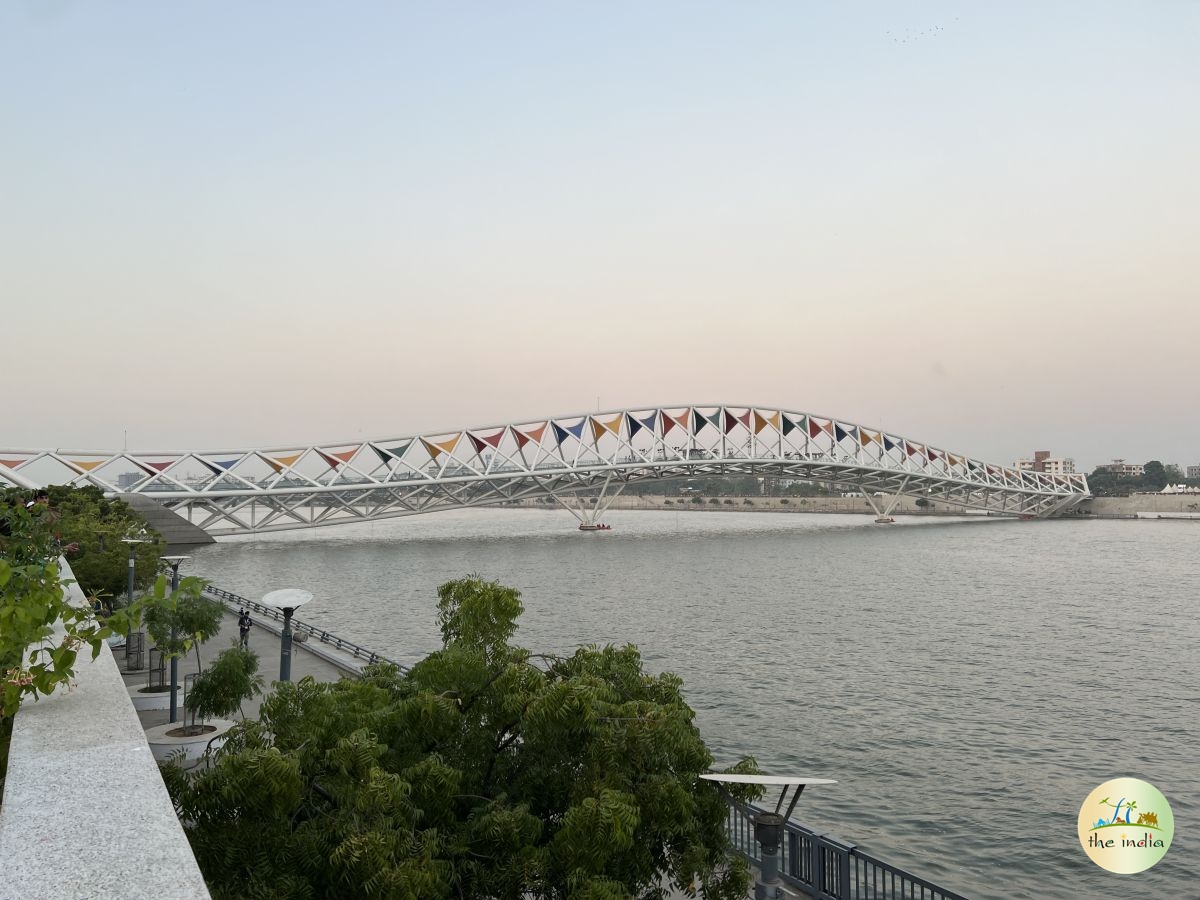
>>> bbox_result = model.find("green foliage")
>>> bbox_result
[1086,460,1185,496]
[168,576,754,899]
[1,502,142,720]
[1,486,163,598]
[914,497,931,508]
[1141,460,1167,491]
[143,575,223,673]
[185,646,263,726]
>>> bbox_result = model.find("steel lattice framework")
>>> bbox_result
[1,405,1090,535]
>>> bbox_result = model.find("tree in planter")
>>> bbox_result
[143,575,224,681]
[164,576,760,900]
[182,646,264,734]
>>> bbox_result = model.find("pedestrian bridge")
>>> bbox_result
[1,404,1090,535]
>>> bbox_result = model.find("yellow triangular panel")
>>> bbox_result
[267,453,302,473]
[422,435,460,458]
[70,459,105,472]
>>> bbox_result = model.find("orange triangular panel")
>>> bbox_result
[0,459,26,468]
[590,418,607,442]
[859,430,878,446]
[515,423,547,448]
[318,449,357,469]
[69,460,105,472]
[422,435,461,458]
[267,453,302,473]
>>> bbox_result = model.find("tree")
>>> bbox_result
[1142,461,1168,491]
[165,576,756,899]
[143,575,224,675]
[184,646,263,729]
[1,485,163,598]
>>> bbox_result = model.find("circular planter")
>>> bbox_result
[144,718,235,765]
[129,684,175,711]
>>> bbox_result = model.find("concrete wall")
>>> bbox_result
[1081,494,1200,517]
[0,562,211,899]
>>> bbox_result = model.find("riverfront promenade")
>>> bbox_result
[122,604,361,729]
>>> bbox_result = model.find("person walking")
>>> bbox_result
[238,609,252,649]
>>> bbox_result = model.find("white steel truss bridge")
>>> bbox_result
[1,405,1090,536]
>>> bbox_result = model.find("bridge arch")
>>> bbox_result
[0,405,1089,535]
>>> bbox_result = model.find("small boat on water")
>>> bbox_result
[578,523,612,532]
[874,516,895,524]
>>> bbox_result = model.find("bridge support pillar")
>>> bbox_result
[550,473,625,529]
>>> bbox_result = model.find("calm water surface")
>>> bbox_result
[190,510,1198,899]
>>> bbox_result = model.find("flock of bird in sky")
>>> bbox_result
[886,19,957,44]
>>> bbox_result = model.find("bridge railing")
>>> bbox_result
[202,585,408,673]
[723,796,969,900]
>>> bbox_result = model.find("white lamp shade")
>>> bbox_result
[260,588,313,610]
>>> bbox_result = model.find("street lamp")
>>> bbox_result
[119,537,149,608]
[119,537,149,662]
[160,555,190,724]
[259,588,313,682]
[701,774,836,900]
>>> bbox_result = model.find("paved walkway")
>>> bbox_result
[120,606,356,730]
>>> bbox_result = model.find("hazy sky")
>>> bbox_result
[3,2,1198,470]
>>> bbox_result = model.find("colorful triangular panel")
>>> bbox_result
[267,453,303,473]
[422,435,460,458]
[515,424,547,448]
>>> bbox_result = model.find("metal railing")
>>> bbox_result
[202,585,407,672]
[724,797,969,900]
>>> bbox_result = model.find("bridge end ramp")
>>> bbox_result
[118,493,215,548]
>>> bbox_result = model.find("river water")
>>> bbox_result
[189,509,1197,899]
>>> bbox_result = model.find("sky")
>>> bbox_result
[2,1,1198,471]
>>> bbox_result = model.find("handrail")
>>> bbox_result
[723,795,970,900]
[201,585,408,673]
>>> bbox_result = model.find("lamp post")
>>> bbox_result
[259,589,313,682]
[701,774,836,900]
[119,537,149,608]
[160,555,190,724]
[119,537,148,661]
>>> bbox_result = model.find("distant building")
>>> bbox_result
[1188,465,1200,480]
[116,471,144,489]
[1014,450,1075,475]
[1096,459,1144,478]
